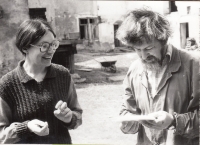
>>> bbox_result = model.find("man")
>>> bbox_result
[116,9,199,145]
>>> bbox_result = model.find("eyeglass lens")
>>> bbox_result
[40,40,59,52]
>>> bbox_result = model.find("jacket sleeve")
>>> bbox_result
[63,76,83,129]
[119,67,141,134]
[0,98,31,144]
[174,57,199,139]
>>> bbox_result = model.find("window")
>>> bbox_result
[29,8,47,20]
[187,6,191,14]
[79,18,98,40]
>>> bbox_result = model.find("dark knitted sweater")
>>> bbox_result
[0,60,83,144]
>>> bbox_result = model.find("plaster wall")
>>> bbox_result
[28,0,98,40]
[168,1,200,48]
[97,1,168,48]
[28,0,56,30]
[0,0,29,77]
[54,0,98,40]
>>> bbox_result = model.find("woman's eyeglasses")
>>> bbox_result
[30,40,60,53]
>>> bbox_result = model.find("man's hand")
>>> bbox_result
[27,119,49,136]
[139,111,174,130]
[54,100,73,123]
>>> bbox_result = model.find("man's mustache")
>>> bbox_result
[142,56,159,63]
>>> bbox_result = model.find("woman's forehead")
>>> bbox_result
[37,31,55,44]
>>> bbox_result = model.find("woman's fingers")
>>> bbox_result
[60,102,67,112]
[28,120,49,136]
[55,100,63,110]
[35,120,47,127]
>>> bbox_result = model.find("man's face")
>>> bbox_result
[132,39,164,71]
[186,40,192,47]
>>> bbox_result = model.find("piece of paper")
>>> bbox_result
[114,115,155,122]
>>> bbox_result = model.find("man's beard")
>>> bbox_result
[141,56,162,71]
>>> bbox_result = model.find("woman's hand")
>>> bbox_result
[27,119,49,136]
[54,100,73,123]
[139,111,174,130]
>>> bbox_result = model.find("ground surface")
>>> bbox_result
[69,48,139,145]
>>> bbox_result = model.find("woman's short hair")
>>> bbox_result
[15,18,56,55]
[116,9,172,46]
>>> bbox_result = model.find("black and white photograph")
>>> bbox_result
[0,0,199,144]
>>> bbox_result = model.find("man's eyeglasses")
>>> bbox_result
[30,40,60,53]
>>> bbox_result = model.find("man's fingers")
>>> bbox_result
[154,116,165,123]
[140,120,155,127]
[55,100,63,109]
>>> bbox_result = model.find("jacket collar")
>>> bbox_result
[167,44,181,73]
[17,60,56,83]
[156,45,181,93]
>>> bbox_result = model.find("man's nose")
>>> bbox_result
[140,51,148,60]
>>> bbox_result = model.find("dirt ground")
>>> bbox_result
[69,48,139,145]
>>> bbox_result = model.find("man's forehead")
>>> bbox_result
[131,41,154,49]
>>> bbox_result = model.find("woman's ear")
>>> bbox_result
[22,47,28,54]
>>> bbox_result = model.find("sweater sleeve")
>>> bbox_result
[63,76,83,129]
[0,98,31,143]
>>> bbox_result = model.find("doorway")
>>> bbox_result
[114,24,124,47]
[180,23,189,49]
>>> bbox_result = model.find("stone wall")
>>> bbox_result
[0,0,29,77]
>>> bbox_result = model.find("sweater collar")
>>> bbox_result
[17,60,56,83]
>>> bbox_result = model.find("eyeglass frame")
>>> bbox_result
[30,40,60,53]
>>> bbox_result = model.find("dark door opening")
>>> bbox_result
[114,24,124,47]
[29,8,47,20]
[170,1,177,12]
[114,24,120,47]
[180,23,189,49]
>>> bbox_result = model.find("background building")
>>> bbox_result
[0,0,199,77]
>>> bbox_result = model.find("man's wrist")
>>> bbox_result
[167,112,177,130]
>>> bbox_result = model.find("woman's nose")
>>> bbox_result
[47,45,55,53]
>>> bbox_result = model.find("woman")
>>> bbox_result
[0,19,83,144]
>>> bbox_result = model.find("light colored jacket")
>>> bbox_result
[120,45,199,145]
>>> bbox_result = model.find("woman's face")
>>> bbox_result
[26,30,57,67]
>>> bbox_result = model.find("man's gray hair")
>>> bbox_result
[116,9,172,46]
